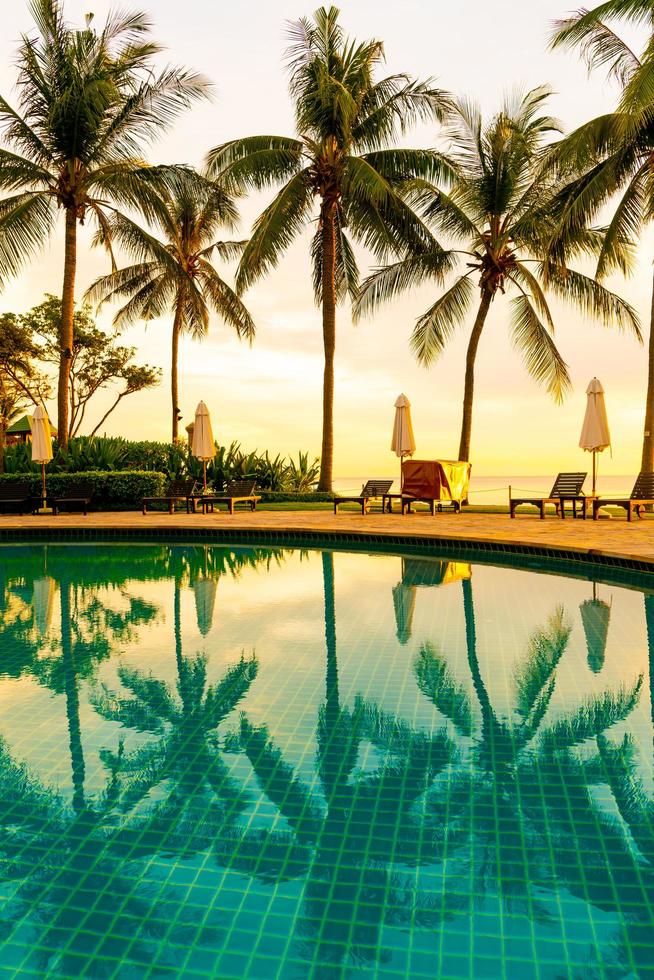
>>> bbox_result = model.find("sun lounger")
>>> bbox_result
[592,471,654,521]
[143,479,200,514]
[53,485,94,515]
[201,480,261,515]
[0,480,33,515]
[510,472,589,519]
[333,479,394,515]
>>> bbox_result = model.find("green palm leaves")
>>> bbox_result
[0,1,209,446]
[356,86,639,462]
[86,173,255,440]
[549,4,654,470]
[207,6,450,490]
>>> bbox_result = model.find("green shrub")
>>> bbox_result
[0,470,166,510]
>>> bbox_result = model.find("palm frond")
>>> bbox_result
[354,250,456,322]
[410,274,476,365]
[539,262,642,338]
[540,675,643,750]
[205,136,304,188]
[414,642,474,736]
[508,292,571,403]
[199,263,256,341]
[0,191,56,285]
[514,606,571,722]
[236,170,313,292]
[549,10,640,85]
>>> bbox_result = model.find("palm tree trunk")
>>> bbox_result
[58,208,77,449]
[322,550,339,720]
[171,295,184,442]
[60,578,86,813]
[0,423,5,475]
[458,290,493,464]
[641,270,654,472]
[318,203,337,493]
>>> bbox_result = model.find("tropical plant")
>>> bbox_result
[286,450,320,491]
[549,3,654,471]
[87,172,255,441]
[356,86,640,463]
[0,0,209,447]
[206,6,451,490]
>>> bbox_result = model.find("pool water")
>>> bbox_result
[0,543,653,979]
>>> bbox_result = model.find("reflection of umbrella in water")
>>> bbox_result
[32,576,57,635]
[580,583,611,673]
[194,577,218,636]
[392,558,471,644]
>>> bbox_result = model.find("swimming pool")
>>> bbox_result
[0,542,652,978]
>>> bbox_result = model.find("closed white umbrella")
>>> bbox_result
[580,377,611,495]
[391,393,416,492]
[192,401,215,491]
[31,405,53,513]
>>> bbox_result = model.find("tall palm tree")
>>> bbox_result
[86,175,255,441]
[550,4,654,472]
[206,6,451,491]
[356,87,640,464]
[0,0,209,447]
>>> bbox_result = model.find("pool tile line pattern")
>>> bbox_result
[0,542,654,977]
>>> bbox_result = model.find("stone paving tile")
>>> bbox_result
[0,509,653,566]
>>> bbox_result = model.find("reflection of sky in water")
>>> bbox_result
[0,543,653,978]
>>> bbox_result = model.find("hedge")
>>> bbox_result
[0,470,166,511]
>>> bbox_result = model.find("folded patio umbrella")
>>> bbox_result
[192,401,215,491]
[579,377,611,495]
[31,405,53,513]
[392,558,472,643]
[580,585,611,674]
[194,577,218,636]
[32,576,56,635]
[392,581,417,645]
[391,393,416,491]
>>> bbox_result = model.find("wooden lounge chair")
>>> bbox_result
[142,479,200,515]
[510,472,589,519]
[201,480,261,515]
[53,485,94,516]
[333,479,394,515]
[592,471,654,521]
[0,480,33,515]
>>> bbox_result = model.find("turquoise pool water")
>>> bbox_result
[0,542,653,979]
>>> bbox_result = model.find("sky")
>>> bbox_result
[0,0,650,477]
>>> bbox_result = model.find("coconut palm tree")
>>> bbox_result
[549,4,654,472]
[0,0,209,446]
[356,87,640,464]
[86,175,255,441]
[206,6,451,491]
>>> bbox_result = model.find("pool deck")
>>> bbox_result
[2,509,654,569]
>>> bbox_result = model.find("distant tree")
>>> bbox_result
[0,314,51,470]
[21,295,161,438]
[0,0,209,447]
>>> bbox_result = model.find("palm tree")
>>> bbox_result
[356,87,640,464]
[86,175,255,441]
[0,0,209,447]
[206,6,451,491]
[550,4,654,472]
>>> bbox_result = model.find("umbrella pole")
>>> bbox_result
[41,462,46,508]
[592,451,597,495]
[203,460,207,492]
